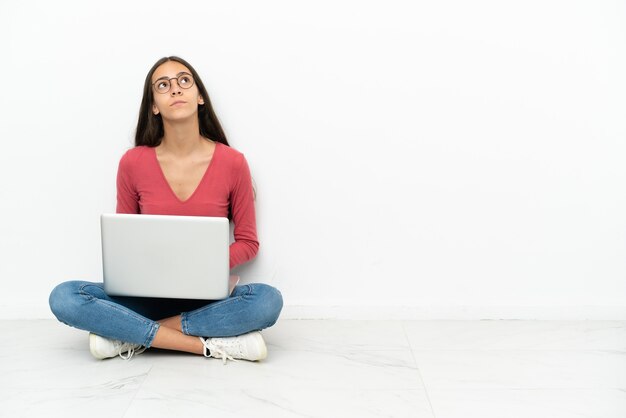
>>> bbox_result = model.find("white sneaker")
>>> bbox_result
[89,333,147,360]
[199,331,267,365]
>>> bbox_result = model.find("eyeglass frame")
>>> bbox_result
[152,72,195,94]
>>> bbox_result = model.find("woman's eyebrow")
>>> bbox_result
[153,71,191,82]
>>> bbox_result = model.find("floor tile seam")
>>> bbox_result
[401,321,438,418]
[134,357,425,376]
[128,383,428,391]
[424,388,626,391]
[120,364,153,418]
[400,321,626,325]
[263,347,419,354]
[132,368,428,388]
[408,348,626,352]
[215,388,433,393]
[267,347,413,352]
[0,388,445,394]
[417,386,626,390]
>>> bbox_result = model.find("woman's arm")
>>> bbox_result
[228,153,259,269]
[116,151,140,214]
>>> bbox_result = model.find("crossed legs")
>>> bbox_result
[153,315,204,355]
[49,281,283,356]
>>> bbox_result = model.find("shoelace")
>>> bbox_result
[199,337,240,365]
[118,343,147,360]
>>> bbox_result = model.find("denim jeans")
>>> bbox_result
[48,281,283,348]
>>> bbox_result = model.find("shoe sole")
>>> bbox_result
[253,331,268,361]
[89,333,108,360]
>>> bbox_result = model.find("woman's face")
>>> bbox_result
[151,60,204,121]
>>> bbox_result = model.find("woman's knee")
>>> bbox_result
[252,283,283,328]
[48,280,86,324]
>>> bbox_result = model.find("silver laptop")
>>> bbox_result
[101,214,237,300]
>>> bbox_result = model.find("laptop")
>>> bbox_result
[101,213,239,300]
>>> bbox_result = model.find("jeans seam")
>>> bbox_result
[144,322,160,348]
[78,284,95,300]
[181,313,189,335]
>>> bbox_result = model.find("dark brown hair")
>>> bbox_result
[135,56,229,148]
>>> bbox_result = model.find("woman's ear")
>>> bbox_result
[198,95,205,105]
[152,104,159,115]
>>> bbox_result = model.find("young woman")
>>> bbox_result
[49,56,283,364]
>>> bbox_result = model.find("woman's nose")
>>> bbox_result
[169,80,183,95]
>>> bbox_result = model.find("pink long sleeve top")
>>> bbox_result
[115,141,259,270]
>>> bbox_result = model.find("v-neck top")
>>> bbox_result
[115,141,259,269]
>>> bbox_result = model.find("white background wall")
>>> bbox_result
[1,0,624,319]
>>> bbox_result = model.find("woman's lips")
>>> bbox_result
[171,101,187,106]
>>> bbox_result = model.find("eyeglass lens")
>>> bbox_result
[154,74,194,93]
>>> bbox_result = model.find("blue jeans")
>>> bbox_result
[48,281,283,348]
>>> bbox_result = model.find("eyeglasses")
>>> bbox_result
[152,72,195,94]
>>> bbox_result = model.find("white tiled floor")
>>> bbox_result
[1,319,625,417]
